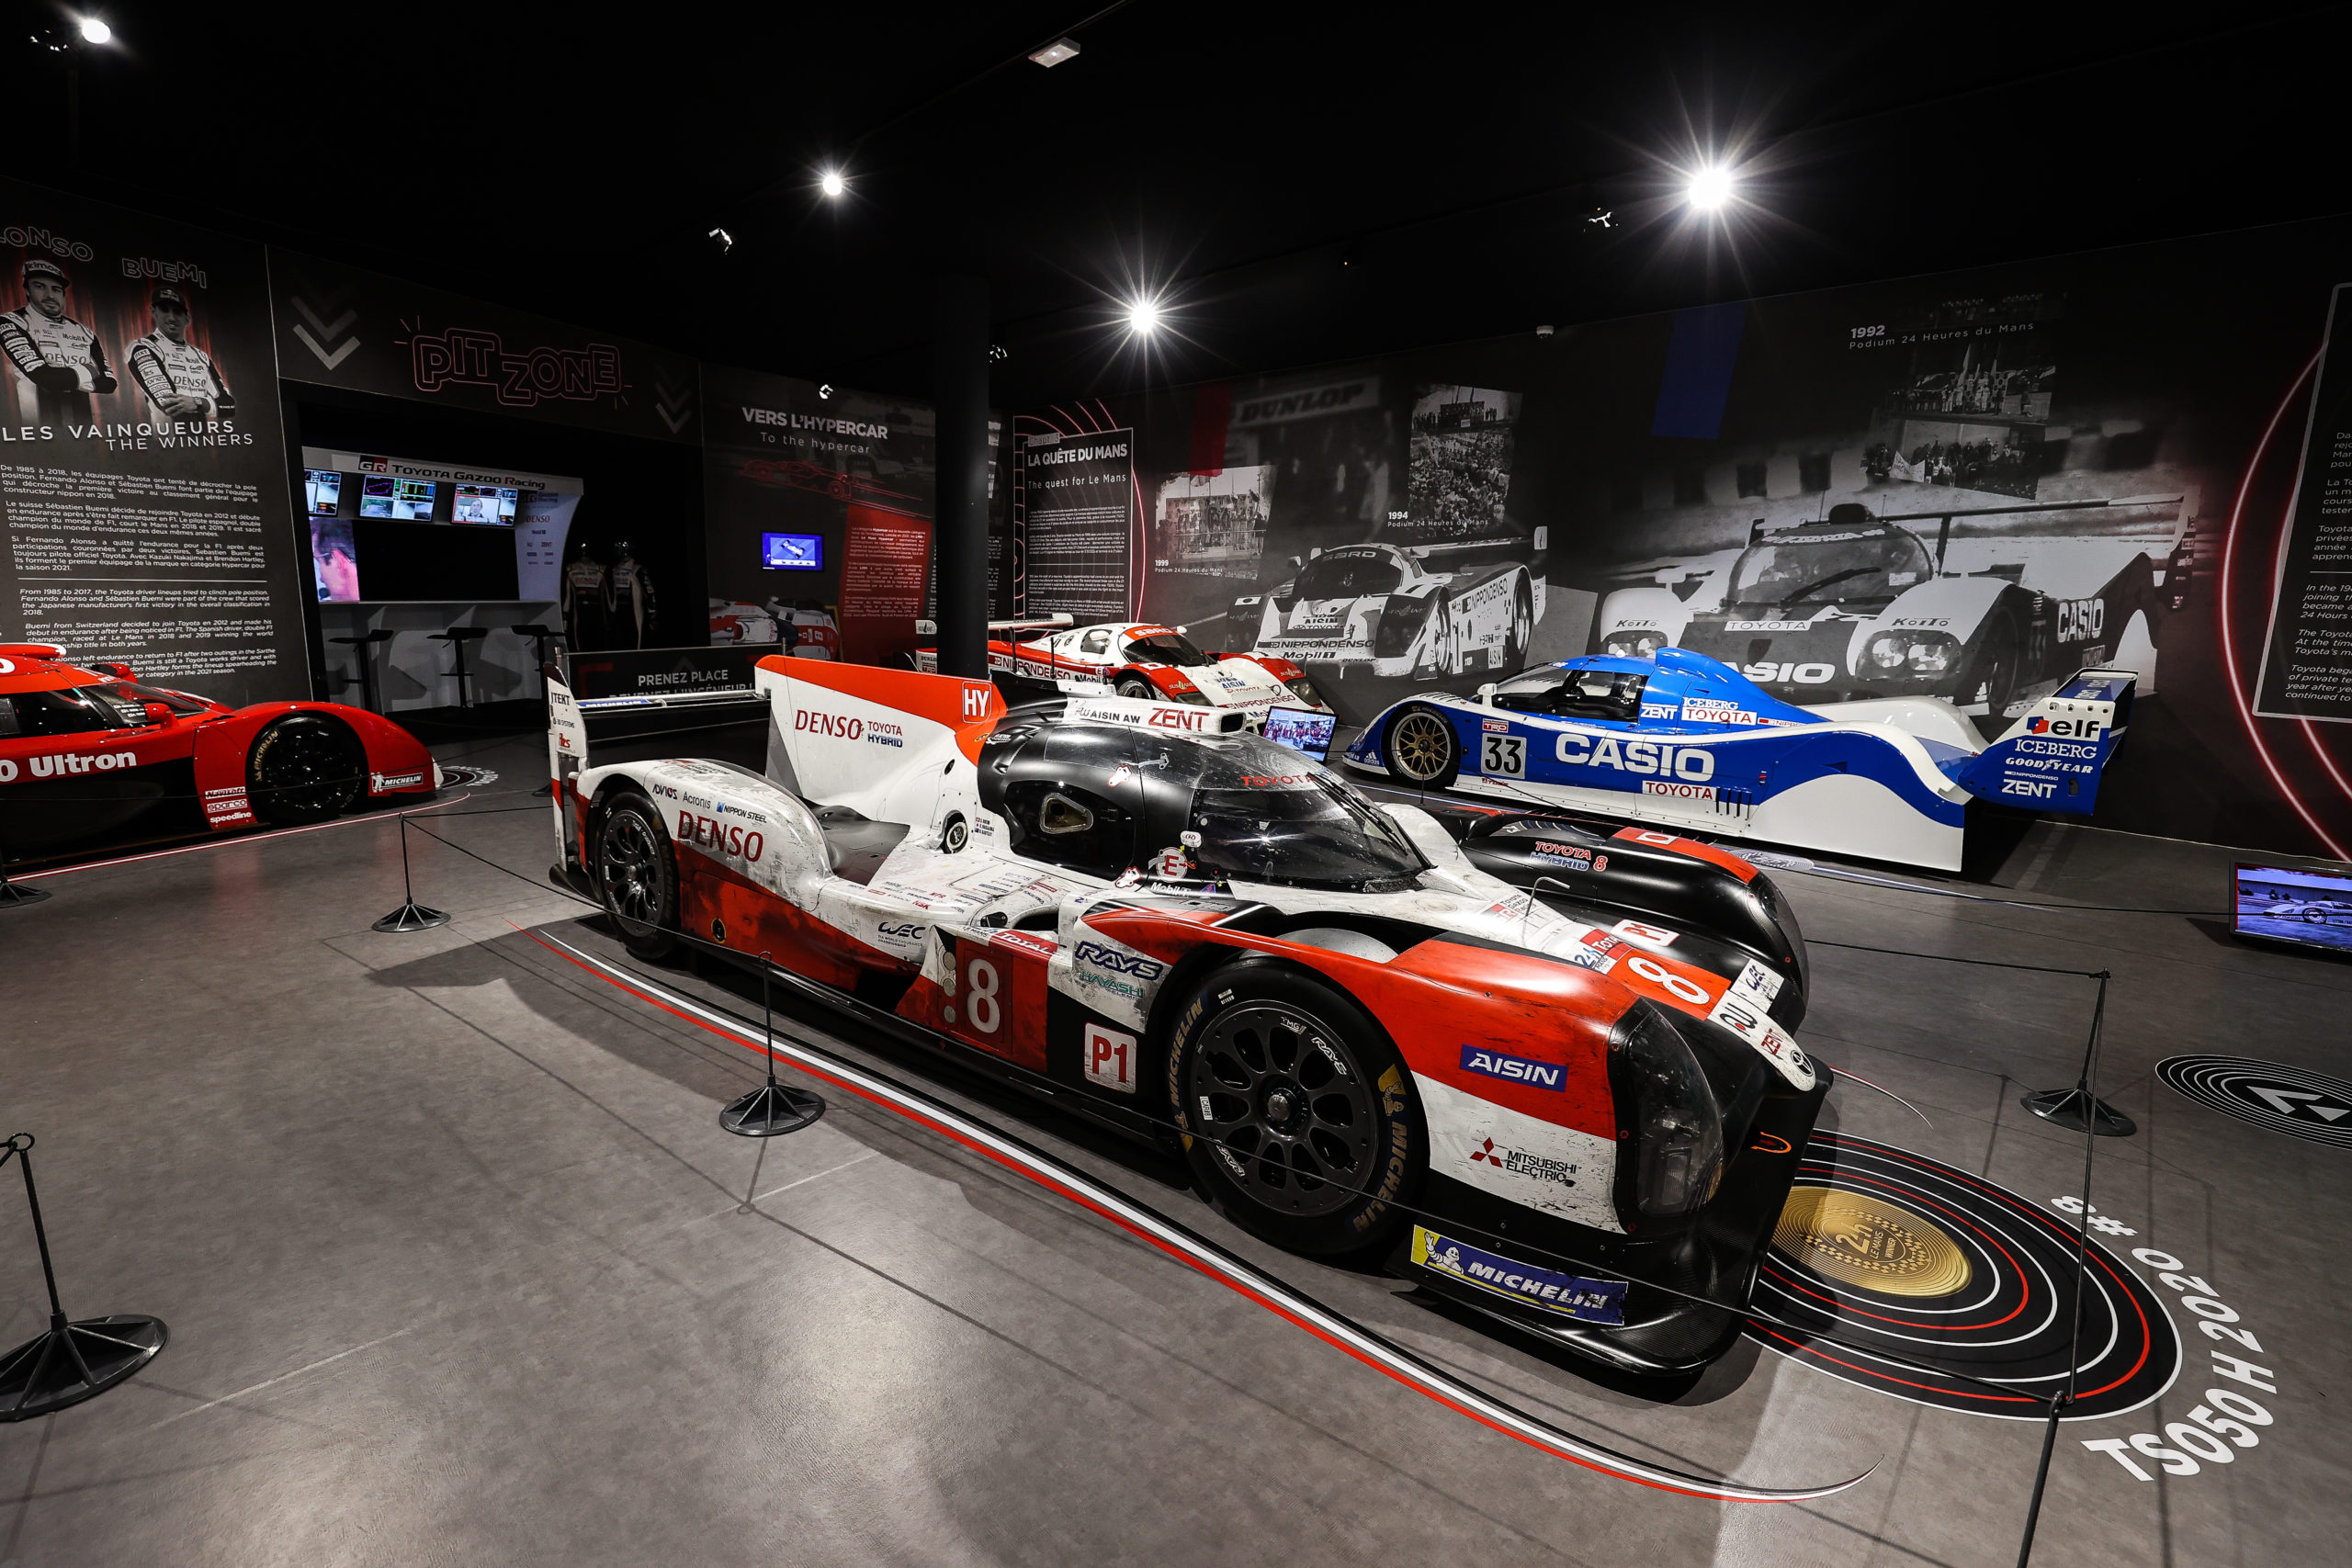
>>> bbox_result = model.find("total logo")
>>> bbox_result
[0,750,137,783]
[2027,714,2107,739]
[1554,733,1715,781]
[674,810,765,863]
[796,709,864,739]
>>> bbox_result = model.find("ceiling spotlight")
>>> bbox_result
[1583,209,1614,230]
[1686,165,1734,213]
[818,383,834,400]
[1125,299,1160,335]
[708,227,733,254]
[78,17,111,43]
[988,344,1010,362]
[820,170,846,198]
[1029,37,1080,68]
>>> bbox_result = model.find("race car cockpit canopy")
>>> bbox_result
[1492,661,1649,722]
[978,718,1427,891]
[1120,627,1212,667]
[1726,515,1934,611]
[1294,548,1402,600]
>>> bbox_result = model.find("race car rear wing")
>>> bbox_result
[1955,668,2136,816]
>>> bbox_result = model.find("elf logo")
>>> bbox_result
[1555,734,1715,781]
[2026,714,2105,739]
[2056,597,2105,642]
[1459,1045,1566,1090]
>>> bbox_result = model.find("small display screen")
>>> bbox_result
[2233,863,2352,953]
[357,475,396,518]
[1262,705,1339,763]
[763,532,823,570]
[311,517,359,603]
[390,478,437,521]
[451,484,519,525]
[305,469,343,516]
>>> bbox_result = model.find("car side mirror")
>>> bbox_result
[141,702,175,725]
[1288,555,1304,569]
[1476,682,1498,706]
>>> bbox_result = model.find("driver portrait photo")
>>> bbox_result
[127,285,236,421]
[0,255,118,420]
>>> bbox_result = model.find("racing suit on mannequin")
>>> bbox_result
[607,545,656,649]
[561,544,607,651]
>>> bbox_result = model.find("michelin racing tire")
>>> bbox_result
[1115,674,1156,701]
[246,714,365,826]
[1382,705,1461,789]
[1168,961,1424,1257]
[1960,611,2020,719]
[1505,575,1534,670]
[595,790,681,960]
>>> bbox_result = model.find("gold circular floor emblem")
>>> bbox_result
[1775,1185,1972,1297]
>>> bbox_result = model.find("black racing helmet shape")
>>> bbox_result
[978,720,1428,893]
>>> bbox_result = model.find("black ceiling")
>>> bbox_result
[17,1,2346,406]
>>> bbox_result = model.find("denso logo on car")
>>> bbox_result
[675,810,765,863]
[796,710,864,739]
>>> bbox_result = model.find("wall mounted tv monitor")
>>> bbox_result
[763,532,823,570]
[390,478,437,521]
[1262,705,1339,763]
[2233,862,2352,953]
[357,475,396,518]
[451,484,520,525]
[305,469,343,516]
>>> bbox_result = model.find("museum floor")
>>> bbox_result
[0,731,2343,1567]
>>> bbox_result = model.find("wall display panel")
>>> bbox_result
[1057,218,2352,859]
[0,178,310,705]
[299,447,579,604]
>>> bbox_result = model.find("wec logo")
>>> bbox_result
[1074,941,1164,980]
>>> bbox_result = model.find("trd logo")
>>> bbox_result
[1459,1046,1566,1090]
[2026,715,2105,739]
[795,710,864,739]
[2056,597,2106,642]
[1073,941,1164,979]
[674,810,766,862]
[962,684,992,719]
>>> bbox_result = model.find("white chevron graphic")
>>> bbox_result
[291,298,357,339]
[292,323,360,369]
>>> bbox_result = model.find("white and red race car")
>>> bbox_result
[917,615,1331,719]
[707,598,841,659]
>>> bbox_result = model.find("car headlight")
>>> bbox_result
[1610,1004,1724,1225]
[1864,630,1960,676]
[1603,633,1664,659]
[1172,687,1211,705]
[1905,632,1958,672]
[1283,674,1325,709]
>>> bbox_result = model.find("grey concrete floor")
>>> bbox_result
[0,732,2345,1567]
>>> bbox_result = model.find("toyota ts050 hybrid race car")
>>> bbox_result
[1,642,440,857]
[1344,644,2136,872]
[914,615,1332,720]
[547,656,1828,1373]
[1227,540,1544,682]
[1592,497,2185,723]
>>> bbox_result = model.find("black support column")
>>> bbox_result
[933,276,990,681]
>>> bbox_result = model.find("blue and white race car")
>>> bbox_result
[1342,647,2135,871]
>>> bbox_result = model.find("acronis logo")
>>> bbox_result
[1460,1045,1565,1090]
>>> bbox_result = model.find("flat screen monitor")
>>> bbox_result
[2233,862,2352,953]
[1262,705,1339,763]
[390,478,437,521]
[311,517,359,603]
[357,475,396,518]
[305,468,343,516]
[763,532,823,570]
[451,484,519,525]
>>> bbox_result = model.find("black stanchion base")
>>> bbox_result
[0,1314,167,1421]
[2022,1087,2137,1137]
[0,882,51,908]
[373,901,450,933]
[720,1082,826,1138]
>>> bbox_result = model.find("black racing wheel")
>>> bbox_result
[245,714,365,826]
[1168,961,1423,1256]
[595,791,679,959]
[1505,574,1534,669]
[1960,611,2020,719]
[1114,673,1156,701]
[1381,704,1461,789]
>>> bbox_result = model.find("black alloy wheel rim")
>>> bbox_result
[257,723,356,813]
[1188,1000,1379,1216]
[600,808,666,931]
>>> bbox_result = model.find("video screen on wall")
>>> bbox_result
[2233,863,2352,953]
[305,469,343,516]
[763,532,823,570]
[452,484,520,525]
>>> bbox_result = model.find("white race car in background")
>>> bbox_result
[707,598,840,658]
[1227,541,1544,681]
[1592,496,2186,722]
[916,615,1330,719]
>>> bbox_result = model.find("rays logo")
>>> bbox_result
[1074,941,1164,979]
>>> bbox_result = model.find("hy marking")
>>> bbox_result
[522,925,1871,1503]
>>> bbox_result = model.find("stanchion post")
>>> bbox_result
[2021,972,2132,1135]
[373,813,450,933]
[720,951,825,1136]
[0,1134,166,1420]
[0,814,52,909]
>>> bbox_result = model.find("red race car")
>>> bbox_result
[0,642,441,860]
[550,657,1826,1375]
